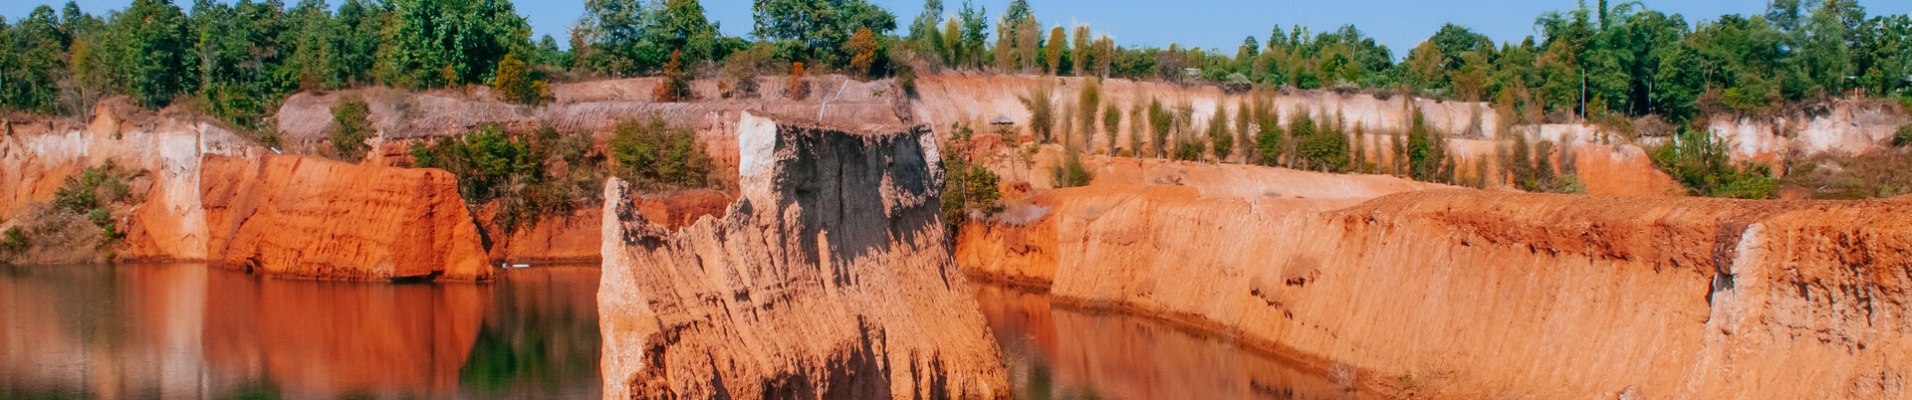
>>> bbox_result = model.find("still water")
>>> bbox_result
[0,264,601,399]
[1,264,1359,400]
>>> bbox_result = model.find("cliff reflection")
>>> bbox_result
[972,284,1369,400]
[0,264,600,399]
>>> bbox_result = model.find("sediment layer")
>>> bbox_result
[599,112,1008,399]
[960,172,1912,399]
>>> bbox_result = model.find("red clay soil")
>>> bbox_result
[958,160,1912,399]
[199,155,491,281]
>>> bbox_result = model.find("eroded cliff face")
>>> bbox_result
[200,154,491,281]
[959,165,1912,399]
[599,112,1009,400]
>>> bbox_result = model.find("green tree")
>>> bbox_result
[1209,107,1233,162]
[328,95,373,162]
[105,0,196,109]
[376,0,531,89]
[1,6,68,114]
[751,0,895,67]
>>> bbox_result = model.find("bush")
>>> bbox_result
[1053,148,1093,187]
[1894,125,1912,148]
[1102,103,1122,154]
[1148,99,1172,158]
[610,116,714,190]
[1296,123,1349,172]
[1650,129,1776,199]
[0,227,27,257]
[1021,84,1056,142]
[1255,106,1283,166]
[412,126,537,205]
[491,53,552,106]
[329,95,374,163]
[54,161,135,216]
[653,50,692,102]
[942,124,1003,235]
[721,43,774,99]
[1209,108,1234,161]
[413,124,614,233]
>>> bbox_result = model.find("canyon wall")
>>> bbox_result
[959,165,1912,398]
[598,112,1009,400]
[199,155,491,281]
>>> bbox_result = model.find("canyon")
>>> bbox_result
[5,73,1912,399]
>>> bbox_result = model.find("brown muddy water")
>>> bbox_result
[1,264,1360,400]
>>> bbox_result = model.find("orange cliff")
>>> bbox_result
[598,112,1010,399]
[198,154,491,281]
[958,159,1912,399]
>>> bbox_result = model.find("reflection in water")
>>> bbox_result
[973,284,1372,400]
[0,264,600,399]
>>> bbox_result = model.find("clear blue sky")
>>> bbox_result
[7,0,1911,55]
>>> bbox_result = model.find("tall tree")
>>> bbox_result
[106,0,196,109]
[375,0,531,88]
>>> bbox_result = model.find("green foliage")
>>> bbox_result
[328,95,373,163]
[106,0,196,109]
[941,123,1002,235]
[1254,104,1282,166]
[1209,107,1234,161]
[1101,103,1121,154]
[1649,129,1777,199]
[1020,84,1055,142]
[1292,114,1349,172]
[375,0,531,89]
[0,227,27,257]
[609,116,714,190]
[412,126,537,205]
[52,160,139,245]
[0,6,68,114]
[1052,148,1092,187]
[1404,110,1450,183]
[1147,99,1172,158]
[412,124,609,232]
[1894,124,1912,147]
[53,160,134,216]
[491,53,551,105]
[751,0,896,68]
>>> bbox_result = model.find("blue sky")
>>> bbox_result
[7,0,1911,55]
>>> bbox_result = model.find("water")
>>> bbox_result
[974,284,1374,400]
[0,264,601,400]
[0,264,1360,400]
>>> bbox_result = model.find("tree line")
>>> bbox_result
[1,0,1908,130]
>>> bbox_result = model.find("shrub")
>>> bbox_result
[721,43,774,99]
[610,116,714,190]
[941,124,1003,235]
[1102,103,1122,155]
[0,227,26,257]
[1078,80,1102,146]
[1148,99,1172,158]
[1255,106,1283,166]
[1020,84,1056,142]
[1053,148,1094,187]
[653,50,692,102]
[1650,129,1776,199]
[491,53,552,106]
[329,95,374,163]
[1894,125,1912,148]
[1297,123,1349,172]
[1174,142,1205,161]
[412,126,537,205]
[54,161,134,216]
[412,124,619,232]
[1209,108,1234,162]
